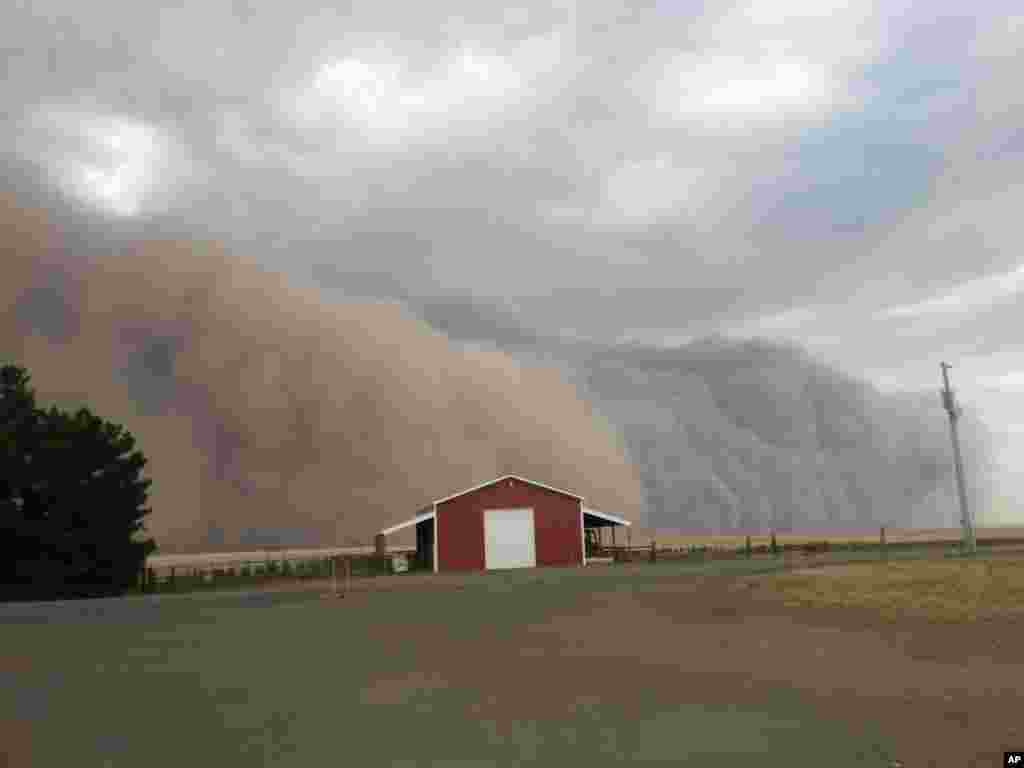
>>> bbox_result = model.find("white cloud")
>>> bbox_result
[877,264,1024,320]
[727,305,818,337]
[977,371,1024,394]
[595,153,706,228]
[24,109,185,217]
[667,47,825,116]
[651,0,878,130]
[281,34,563,150]
[971,13,1024,67]
[585,0,885,231]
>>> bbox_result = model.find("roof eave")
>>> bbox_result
[432,474,584,506]
[379,509,436,537]
[582,507,632,527]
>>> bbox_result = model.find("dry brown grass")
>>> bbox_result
[766,558,1024,622]
[632,526,1024,550]
[149,527,1024,571]
[147,545,383,569]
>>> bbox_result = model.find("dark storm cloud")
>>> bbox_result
[2,0,1023,527]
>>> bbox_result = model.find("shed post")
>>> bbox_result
[375,533,387,556]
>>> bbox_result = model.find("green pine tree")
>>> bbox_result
[1,363,156,601]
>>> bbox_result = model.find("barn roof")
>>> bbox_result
[377,499,633,537]
[582,507,632,527]
[379,508,435,536]
[432,475,583,505]
[377,476,587,537]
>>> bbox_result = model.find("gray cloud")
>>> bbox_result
[3,0,1023,530]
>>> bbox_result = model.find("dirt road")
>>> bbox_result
[350,568,1023,767]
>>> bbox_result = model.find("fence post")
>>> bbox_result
[649,541,657,564]
[880,526,887,561]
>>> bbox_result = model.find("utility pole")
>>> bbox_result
[940,362,976,555]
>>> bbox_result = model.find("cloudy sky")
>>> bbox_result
[3,1,1023,491]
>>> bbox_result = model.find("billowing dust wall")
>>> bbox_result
[1,195,645,552]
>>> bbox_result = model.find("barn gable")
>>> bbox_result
[432,475,583,506]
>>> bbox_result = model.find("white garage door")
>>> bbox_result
[484,508,536,570]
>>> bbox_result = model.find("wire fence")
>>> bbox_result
[136,530,1024,593]
[591,531,1024,564]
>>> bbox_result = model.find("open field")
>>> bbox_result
[767,558,1024,622]
[141,526,1024,573]
[631,525,1024,549]
[132,529,1024,598]
[3,555,1023,767]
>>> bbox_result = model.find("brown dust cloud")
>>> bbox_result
[1,194,645,553]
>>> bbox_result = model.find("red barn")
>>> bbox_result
[377,475,631,573]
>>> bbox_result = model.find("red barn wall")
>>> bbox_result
[436,477,583,572]
[533,492,584,569]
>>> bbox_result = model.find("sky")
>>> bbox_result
[3,0,1023,511]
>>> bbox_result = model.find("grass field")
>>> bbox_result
[630,525,1024,550]
[5,553,1024,766]
[1,557,901,768]
[145,526,1024,569]
[768,557,1024,622]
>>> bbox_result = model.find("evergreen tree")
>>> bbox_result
[1,364,156,601]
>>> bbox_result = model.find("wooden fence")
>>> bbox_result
[137,547,418,593]
[138,530,1024,591]
[593,529,1024,564]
